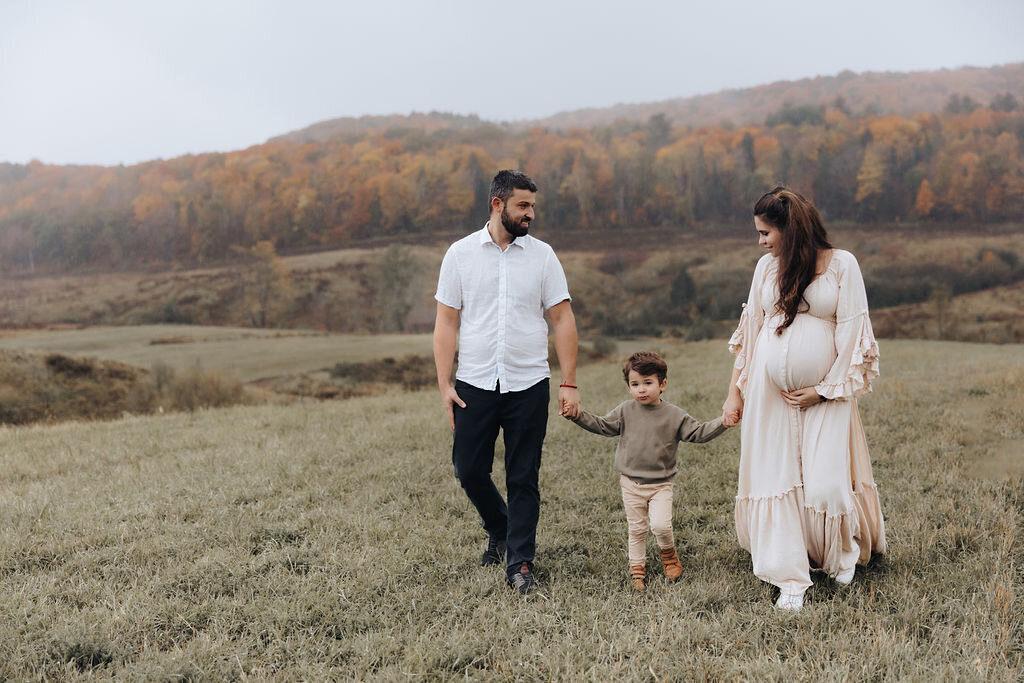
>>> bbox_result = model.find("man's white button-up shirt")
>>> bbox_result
[435,224,571,393]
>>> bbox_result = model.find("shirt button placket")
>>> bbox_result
[496,247,507,391]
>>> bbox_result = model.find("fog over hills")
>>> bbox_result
[272,63,1024,144]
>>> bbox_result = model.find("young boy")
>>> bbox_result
[566,351,728,590]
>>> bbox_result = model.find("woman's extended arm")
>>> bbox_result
[723,255,768,426]
[723,364,744,427]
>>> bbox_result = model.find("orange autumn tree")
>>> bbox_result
[914,179,936,217]
[1,100,1023,271]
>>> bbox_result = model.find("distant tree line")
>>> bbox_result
[0,93,1021,271]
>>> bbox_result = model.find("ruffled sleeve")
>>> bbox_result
[815,251,879,400]
[729,254,770,396]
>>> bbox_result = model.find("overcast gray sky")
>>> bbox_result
[2,0,1023,166]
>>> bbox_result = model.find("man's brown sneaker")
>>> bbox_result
[660,546,682,581]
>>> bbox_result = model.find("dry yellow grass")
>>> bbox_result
[0,338,1019,678]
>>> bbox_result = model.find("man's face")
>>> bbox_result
[499,189,536,238]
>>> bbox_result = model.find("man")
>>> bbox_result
[433,169,580,595]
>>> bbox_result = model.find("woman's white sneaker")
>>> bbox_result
[775,592,804,611]
[834,567,855,585]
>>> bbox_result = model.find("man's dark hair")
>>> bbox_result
[489,170,538,205]
[622,351,668,383]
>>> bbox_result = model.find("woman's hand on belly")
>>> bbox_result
[780,386,826,410]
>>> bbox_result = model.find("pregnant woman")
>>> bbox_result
[721,187,887,611]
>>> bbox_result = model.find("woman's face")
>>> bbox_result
[754,216,782,256]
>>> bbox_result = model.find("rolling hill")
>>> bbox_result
[272,62,1024,143]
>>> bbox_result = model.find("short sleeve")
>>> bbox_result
[815,251,879,399]
[541,247,571,310]
[434,245,462,310]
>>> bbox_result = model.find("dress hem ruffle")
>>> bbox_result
[735,480,887,573]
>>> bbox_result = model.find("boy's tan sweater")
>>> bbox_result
[573,400,726,483]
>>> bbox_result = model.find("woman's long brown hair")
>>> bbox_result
[753,187,832,335]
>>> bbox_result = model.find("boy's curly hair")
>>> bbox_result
[622,351,667,383]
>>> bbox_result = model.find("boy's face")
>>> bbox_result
[627,370,666,406]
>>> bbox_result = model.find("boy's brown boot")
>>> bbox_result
[660,546,683,581]
[629,565,646,591]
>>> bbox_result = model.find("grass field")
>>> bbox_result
[0,339,1020,679]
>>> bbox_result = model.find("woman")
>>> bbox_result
[722,187,886,611]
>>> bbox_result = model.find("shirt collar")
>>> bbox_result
[479,222,527,249]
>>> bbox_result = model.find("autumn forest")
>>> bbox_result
[0,77,1022,274]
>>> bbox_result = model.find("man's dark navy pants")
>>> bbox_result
[451,378,549,575]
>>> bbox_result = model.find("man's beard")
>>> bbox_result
[501,206,530,238]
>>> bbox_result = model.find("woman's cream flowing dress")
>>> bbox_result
[729,249,887,596]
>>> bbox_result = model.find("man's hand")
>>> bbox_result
[558,386,580,419]
[547,300,580,420]
[433,302,463,429]
[440,384,466,431]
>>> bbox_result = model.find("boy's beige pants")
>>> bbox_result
[620,474,675,566]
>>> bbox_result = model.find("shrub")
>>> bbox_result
[592,337,618,357]
[696,270,750,321]
[158,301,192,324]
[164,365,247,412]
[329,355,435,390]
[685,321,716,341]
[669,268,696,307]
[865,253,1023,309]
[0,351,252,425]
[45,353,94,376]
[977,247,1019,269]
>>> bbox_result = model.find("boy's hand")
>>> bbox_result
[561,403,581,420]
[558,386,580,419]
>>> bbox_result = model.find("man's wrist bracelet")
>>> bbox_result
[560,383,577,389]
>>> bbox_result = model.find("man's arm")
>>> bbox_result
[547,299,580,419]
[433,302,465,430]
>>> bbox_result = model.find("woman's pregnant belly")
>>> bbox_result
[760,313,836,392]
